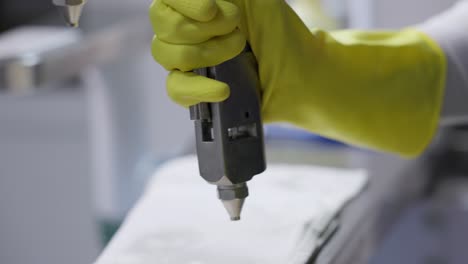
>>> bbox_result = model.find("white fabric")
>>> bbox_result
[95,156,367,264]
[418,0,468,125]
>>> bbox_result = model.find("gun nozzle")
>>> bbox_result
[217,183,249,221]
[62,5,84,27]
[222,199,245,221]
[53,0,87,28]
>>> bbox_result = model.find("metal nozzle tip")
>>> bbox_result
[68,22,79,28]
[54,1,87,28]
[63,5,84,28]
[221,199,245,221]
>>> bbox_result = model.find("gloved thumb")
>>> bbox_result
[163,0,218,22]
[167,71,230,107]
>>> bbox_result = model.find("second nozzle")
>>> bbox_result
[53,0,88,27]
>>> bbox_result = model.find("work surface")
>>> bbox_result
[95,155,368,264]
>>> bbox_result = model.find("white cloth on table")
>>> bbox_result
[95,156,368,264]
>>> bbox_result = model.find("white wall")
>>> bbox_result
[0,88,100,264]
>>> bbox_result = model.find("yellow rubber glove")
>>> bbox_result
[149,0,446,157]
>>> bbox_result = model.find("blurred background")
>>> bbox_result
[0,0,466,264]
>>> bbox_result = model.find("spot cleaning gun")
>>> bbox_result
[53,0,266,221]
[191,46,266,221]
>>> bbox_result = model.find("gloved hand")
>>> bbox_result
[149,0,446,157]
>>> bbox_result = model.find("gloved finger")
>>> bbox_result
[152,28,246,71]
[167,71,230,107]
[162,0,218,22]
[150,0,240,44]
